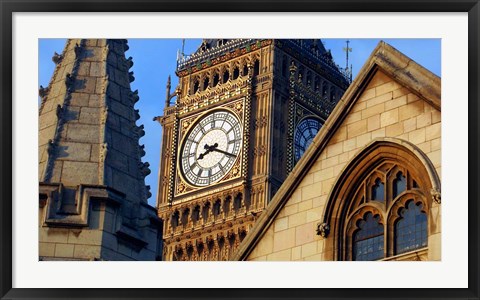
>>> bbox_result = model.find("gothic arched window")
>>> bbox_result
[193,80,200,94]
[352,212,384,261]
[253,60,260,76]
[242,64,249,77]
[233,66,240,80]
[344,161,428,260]
[394,200,428,254]
[322,141,440,261]
[223,70,230,83]
[202,77,209,90]
[213,73,220,86]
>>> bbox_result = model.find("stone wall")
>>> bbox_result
[246,70,441,261]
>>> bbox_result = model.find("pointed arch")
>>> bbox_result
[321,138,440,260]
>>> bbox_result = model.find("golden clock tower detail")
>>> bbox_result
[155,39,349,260]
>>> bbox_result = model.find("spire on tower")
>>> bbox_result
[165,75,171,107]
[343,40,353,83]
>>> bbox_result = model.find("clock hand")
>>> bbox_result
[211,148,236,158]
[198,143,219,160]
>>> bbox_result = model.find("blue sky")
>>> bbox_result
[39,38,441,207]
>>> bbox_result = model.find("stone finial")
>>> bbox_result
[38,85,49,98]
[146,185,152,199]
[431,188,441,204]
[56,104,63,119]
[139,144,146,157]
[126,56,134,69]
[165,75,172,107]
[139,162,151,177]
[316,222,330,237]
[74,43,82,58]
[133,124,145,138]
[129,89,139,103]
[65,73,74,91]
[289,61,297,73]
[52,51,63,64]
[47,139,55,155]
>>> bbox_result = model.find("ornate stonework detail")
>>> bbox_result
[38,85,50,98]
[56,104,63,119]
[139,162,151,177]
[316,222,330,237]
[177,181,186,194]
[65,73,75,92]
[254,116,267,129]
[133,124,145,138]
[129,89,139,107]
[52,51,63,64]
[47,139,56,156]
[431,188,441,204]
[158,39,347,261]
[253,145,267,157]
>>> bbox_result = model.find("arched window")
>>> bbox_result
[193,80,200,94]
[223,70,230,83]
[192,205,200,225]
[202,77,209,90]
[232,66,240,80]
[213,73,220,86]
[393,172,406,198]
[352,212,384,261]
[242,64,249,77]
[202,202,210,223]
[171,210,180,230]
[213,200,221,220]
[233,193,242,212]
[322,140,440,261]
[181,208,190,228]
[253,60,260,76]
[371,178,384,201]
[394,200,428,255]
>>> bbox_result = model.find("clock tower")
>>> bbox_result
[156,39,349,260]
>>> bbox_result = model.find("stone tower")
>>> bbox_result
[156,39,349,260]
[38,39,162,261]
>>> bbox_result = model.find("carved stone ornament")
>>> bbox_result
[431,188,441,204]
[52,51,63,64]
[177,182,186,194]
[316,222,330,237]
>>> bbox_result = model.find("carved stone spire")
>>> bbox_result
[165,75,171,107]
[38,39,162,261]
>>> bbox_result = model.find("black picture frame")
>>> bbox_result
[1,1,479,299]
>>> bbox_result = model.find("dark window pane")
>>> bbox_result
[395,200,428,254]
[371,178,384,202]
[353,212,384,261]
[393,172,406,198]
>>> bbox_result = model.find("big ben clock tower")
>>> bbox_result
[156,39,350,260]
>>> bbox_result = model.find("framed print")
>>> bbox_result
[1,1,479,299]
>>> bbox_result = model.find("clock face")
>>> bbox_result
[180,110,242,187]
[294,117,323,162]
